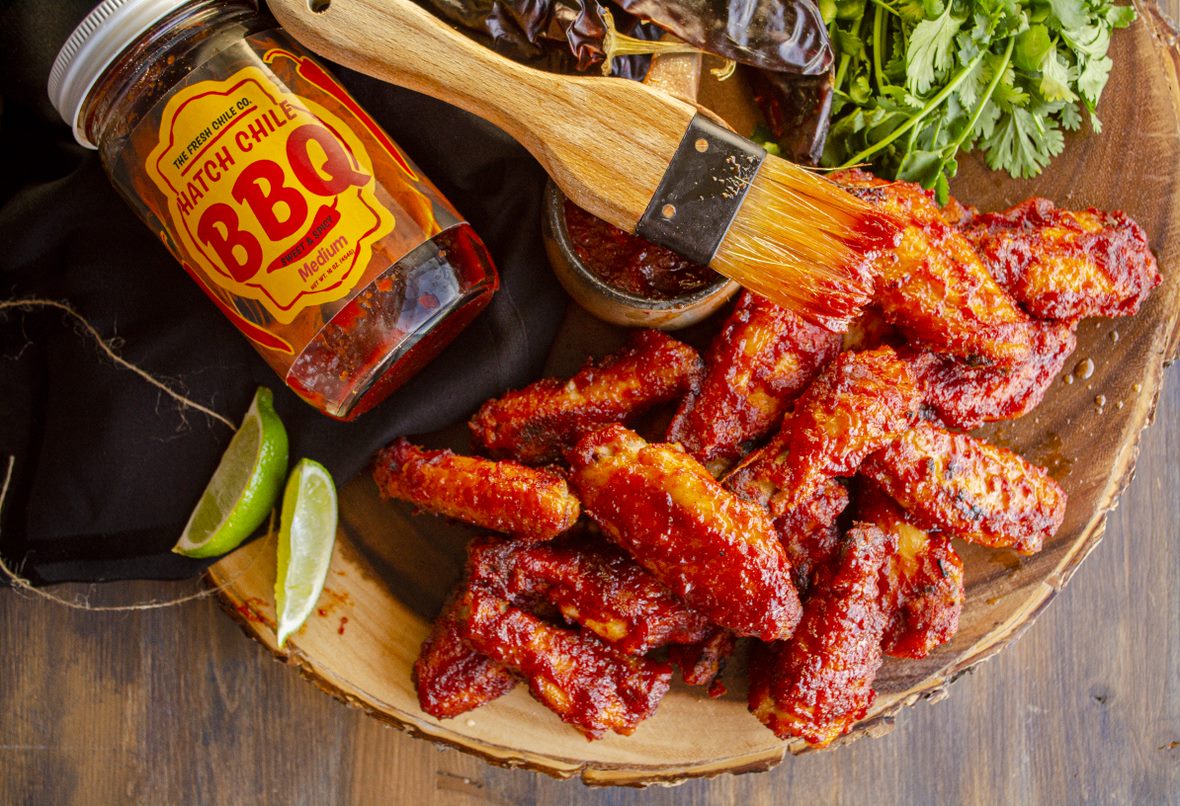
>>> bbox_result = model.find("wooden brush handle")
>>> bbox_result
[266,0,700,231]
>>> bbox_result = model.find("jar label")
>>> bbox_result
[145,63,403,325]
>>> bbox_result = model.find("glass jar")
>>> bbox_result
[48,0,499,419]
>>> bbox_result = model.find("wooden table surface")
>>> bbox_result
[5,18,1180,806]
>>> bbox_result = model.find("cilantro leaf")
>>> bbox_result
[1014,23,1052,70]
[898,0,929,24]
[1047,0,1087,32]
[907,4,967,94]
[982,106,1065,177]
[1106,5,1136,28]
[1059,99,1083,129]
[955,51,990,107]
[1039,43,1078,101]
[1077,54,1113,106]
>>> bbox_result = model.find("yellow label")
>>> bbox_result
[146,66,396,324]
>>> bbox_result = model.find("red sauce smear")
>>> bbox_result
[563,200,720,299]
[235,597,274,629]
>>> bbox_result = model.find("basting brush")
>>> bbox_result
[268,0,900,330]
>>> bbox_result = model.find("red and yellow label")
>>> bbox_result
[146,65,395,324]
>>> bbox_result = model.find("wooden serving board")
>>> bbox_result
[209,3,1180,786]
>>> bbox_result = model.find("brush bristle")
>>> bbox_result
[711,157,900,332]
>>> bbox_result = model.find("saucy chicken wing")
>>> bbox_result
[773,478,849,596]
[841,306,900,352]
[667,291,841,469]
[725,346,923,507]
[469,329,703,465]
[414,593,517,719]
[833,169,1036,366]
[372,439,580,540]
[963,198,1161,321]
[466,533,712,655]
[904,320,1077,430]
[748,522,895,747]
[567,425,802,641]
[668,628,736,697]
[459,583,672,739]
[862,422,1067,554]
[858,484,964,659]
[941,194,977,226]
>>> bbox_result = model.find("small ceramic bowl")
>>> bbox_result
[541,181,739,330]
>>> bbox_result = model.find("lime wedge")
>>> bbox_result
[275,459,338,648]
[173,387,289,559]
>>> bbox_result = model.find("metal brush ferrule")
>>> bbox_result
[635,114,767,266]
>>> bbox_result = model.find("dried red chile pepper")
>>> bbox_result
[611,0,831,74]
[747,68,833,164]
[412,0,834,161]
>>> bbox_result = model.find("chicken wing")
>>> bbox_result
[372,439,580,540]
[668,628,736,697]
[413,593,518,719]
[833,169,1035,366]
[725,346,923,508]
[458,583,672,739]
[667,292,841,469]
[962,198,1161,320]
[904,320,1077,430]
[466,533,712,655]
[567,425,802,641]
[858,484,964,659]
[941,194,977,227]
[469,329,703,465]
[861,422,1067,554]
[774,478,849,596]
[841,306,900,352]
[748,522,895,747]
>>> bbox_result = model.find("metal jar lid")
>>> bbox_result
[48,0,191,148]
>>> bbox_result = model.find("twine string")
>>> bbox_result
[0,298,237,431]
[0,297,265,610]
[0,455,269,610]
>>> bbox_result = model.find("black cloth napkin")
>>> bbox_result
[0,2,569,584]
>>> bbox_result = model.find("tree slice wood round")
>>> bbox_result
[208,2,1180,786]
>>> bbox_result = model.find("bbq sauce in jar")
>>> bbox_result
[49,0,498,419]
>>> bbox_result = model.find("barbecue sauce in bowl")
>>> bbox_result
[562,200,722,299]
[543,182,737,330]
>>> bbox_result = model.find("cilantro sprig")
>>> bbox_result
[820,0,1136,201]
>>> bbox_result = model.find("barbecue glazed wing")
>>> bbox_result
[414,594,517,719]
[941,194,977,226]
[567,425,802,641]
[667,292,841,469]
[859,485,964,658]
[833,169,1035,366]
[862,422,1067,554]
[372,439,580,540]
[841,306,900,352]
[963,198,1161,320]
[466,534,712,655]
[725,346,923,507]
[459,584,672,739]
[469,329,703,465]
[774,478,849,596]
[904,320,1078,430]
[668,629,736,697]
[748,522,895,747]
